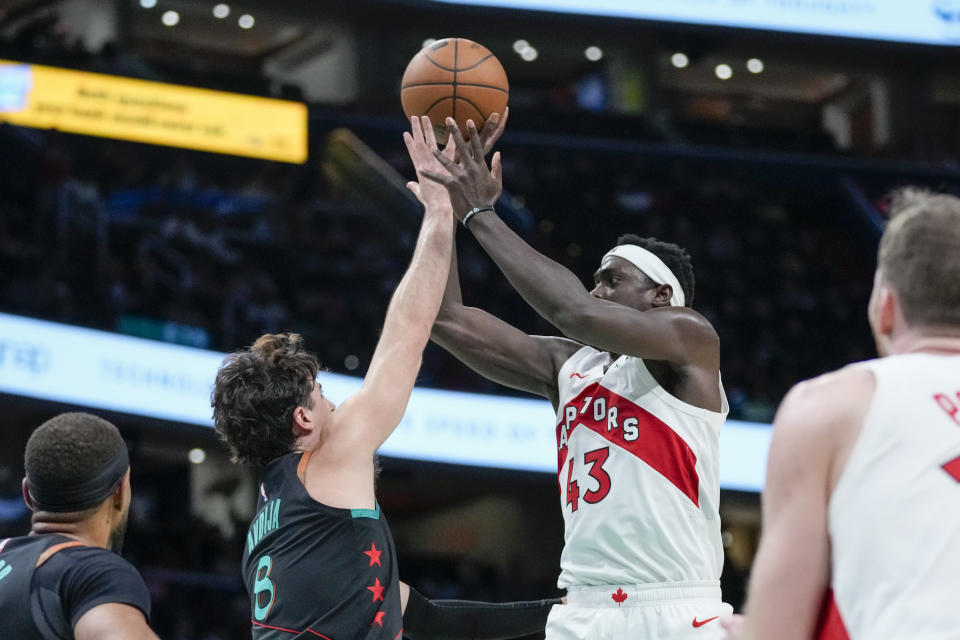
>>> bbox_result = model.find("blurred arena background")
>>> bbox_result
[2,0,960,637]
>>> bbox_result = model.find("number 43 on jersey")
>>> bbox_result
[565,446,611,512]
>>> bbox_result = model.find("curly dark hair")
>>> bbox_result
[212,333,319,467]
[615,234,696,306]
[25,412,126,510]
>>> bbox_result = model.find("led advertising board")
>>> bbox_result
[428,0,960,46]
[0,312,770,490]
[0,60,307,163]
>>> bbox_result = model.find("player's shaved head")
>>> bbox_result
[879,188,960,329]
[25,412,128,515]
[24,412,132,550]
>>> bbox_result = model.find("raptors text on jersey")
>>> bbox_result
[554,346,728,588]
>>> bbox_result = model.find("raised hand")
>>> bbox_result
[422,117,503,222]
[444,107,507,163]
[478,107,509,156]
[403,115,454,215]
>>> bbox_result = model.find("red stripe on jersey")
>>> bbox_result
[251,620,333,639]
[943,456,960,483]
[556,382,700,506]
[815,590,850,640]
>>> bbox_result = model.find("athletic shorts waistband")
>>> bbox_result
[564,581,721,607]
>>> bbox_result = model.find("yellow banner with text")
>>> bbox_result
[0,60,307,163]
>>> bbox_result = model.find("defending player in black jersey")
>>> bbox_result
[213,115,559,640]
[0,412,157,640]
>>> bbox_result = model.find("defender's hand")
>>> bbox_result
[422,117,503,222]
[403,115,454,215]
[446,108,508,163]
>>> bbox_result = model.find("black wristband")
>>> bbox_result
[462,206,494,228]
[403,587,560,640]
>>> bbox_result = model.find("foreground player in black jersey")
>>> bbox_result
[214,115,558,640]
[0,412,157,640]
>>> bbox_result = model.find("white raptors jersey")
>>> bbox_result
[554,346,727,588]
[823,353,960,640]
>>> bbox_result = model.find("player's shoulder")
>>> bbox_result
[530,335,584,365]
[648,306,720,366]
[650,305,719,339]
[48,545,142,581]
[41,545,152,628]
[554,339,607,372]
[776,363,877,435]
[786,362,876,403]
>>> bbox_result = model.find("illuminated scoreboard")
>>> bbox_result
[0,60,308,163]
[428,0,960,47]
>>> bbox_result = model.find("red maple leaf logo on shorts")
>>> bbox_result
[611,588,628,606]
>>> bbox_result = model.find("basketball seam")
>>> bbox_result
[401,82,508,94]
[423,95,454,116]
[421,52,494,73]
[452,39,458,123]
[455,95,488,121]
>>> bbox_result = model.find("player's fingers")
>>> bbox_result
[421,169,453,185]
[410,115,423,144]
[478,112,499,151]
[405,181,420,198]
[441,133,456,159]
[404,132,428,170]
[432,149,459,173]
[491,151,503,184]
[445,117,472,160]
[480,112,499,134]
[421,116,439,150]
[483,110,507,155]
[466,120,484,162]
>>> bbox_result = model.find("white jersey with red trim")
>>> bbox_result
[554,345,727,588]
[822,353,960,640]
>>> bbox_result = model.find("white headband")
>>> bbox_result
[604,244,685,307]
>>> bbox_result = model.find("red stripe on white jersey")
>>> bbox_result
[815,590,851,640]
[944,456,960,483]
[557,382,700,506]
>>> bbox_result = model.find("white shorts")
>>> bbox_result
[546,581,733,640]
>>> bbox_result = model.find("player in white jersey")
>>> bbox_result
[418,117,731,638]
[723,188,960,640]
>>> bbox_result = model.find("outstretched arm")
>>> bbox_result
[409,109,578,405]
[432,236,580,406]
[332,116,455,452]
[400,582,560,640]
[424,119,717,366]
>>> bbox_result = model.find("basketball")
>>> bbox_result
[401,38,509,137]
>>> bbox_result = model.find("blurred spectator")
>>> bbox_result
[0,124,889,421]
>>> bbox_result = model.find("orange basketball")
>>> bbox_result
[401,38,509,137]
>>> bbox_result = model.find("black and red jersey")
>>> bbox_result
[241,452,402,640]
